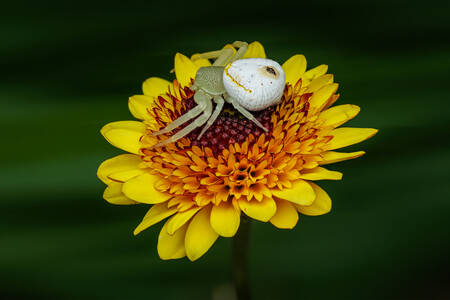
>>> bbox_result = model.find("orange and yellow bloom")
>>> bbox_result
[97,41,377,261]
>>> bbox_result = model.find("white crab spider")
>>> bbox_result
[153,41,286,148]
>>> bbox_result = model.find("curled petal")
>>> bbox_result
[305,74,334,93]
[103,182,136,205]
[319,151,366,165]
[134,203,177,235]
[272,179,316,206]
[299,167,343,181]
[100,121,146,155]
[301,64,328,82]
[166,206,201,235]
[270,199,299,229]
[238,196,276,222]
[97,154,144,184]
[122,173,172,204]
[296,183,332,216]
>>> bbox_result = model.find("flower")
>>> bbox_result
[97,41,377,261]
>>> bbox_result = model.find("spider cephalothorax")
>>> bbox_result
[152,41,286,147]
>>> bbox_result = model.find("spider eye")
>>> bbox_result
[265,66,277,76]
[260,66,280,79]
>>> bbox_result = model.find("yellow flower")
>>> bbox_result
[97,41,377,261]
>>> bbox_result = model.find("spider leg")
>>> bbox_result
[152,104,204,136]
[153,91,213,148]
[229,41,248,62]
[212,48,235,66]
[224,94,268,132]
[191,48,235,67]
[152,89,211,136]
[191,49,230,61]
[191,41,249,67]
[214,41,248,66]
[197,95,225,139]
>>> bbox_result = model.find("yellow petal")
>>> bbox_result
[296,183,332,216]
[122,173,172,204]
[327,128,378,150]
[270,199,299,229]
[166,206,201,235]
[210,201,241,237]
[301,64,328,81]
[319,151,365,165]
[299,167,343,181]
[103,182,136,205]
[282,54,307,86]
[142,77,171,98]
[134,203,177,235]
[192,57,212,68]
[309,83,339,110]
[223,44,237,52]
[305,74,334,93]
[185,206,218,261]
[320,104,360,128]
[109,168,146,183]
[243,41,266,58]
[100,121,146,155]
[238,196,276,222]
[174,53,198,87]
[157,220,188,260]
[97,154,144,184]
[128,95,154,120]
[272,179,316,206]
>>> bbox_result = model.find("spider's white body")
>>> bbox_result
[223,58,285,111]
[153,41,286,148]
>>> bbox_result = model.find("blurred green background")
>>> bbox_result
[1,0,450,299]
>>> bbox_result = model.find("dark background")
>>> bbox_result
[1,0,450,299]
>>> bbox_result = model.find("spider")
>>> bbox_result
[152,41,286,148]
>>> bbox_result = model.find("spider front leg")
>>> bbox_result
[191,41,249,67]
[191,49,232,62]
[152,103,204,136]
[153,90,213,148]
[191,48,234,67]
[197,95,225,139]
[229,41,248,62]
[224,94,268,132]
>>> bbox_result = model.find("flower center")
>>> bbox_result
[179,96,274,153]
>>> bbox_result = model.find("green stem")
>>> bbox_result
[232,216,251,300]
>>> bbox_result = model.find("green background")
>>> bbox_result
[1,1,449,299]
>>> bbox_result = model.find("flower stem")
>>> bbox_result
[232,216,251,300]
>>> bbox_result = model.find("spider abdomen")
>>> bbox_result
[223,58,286,111]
